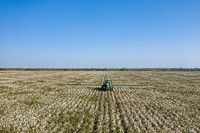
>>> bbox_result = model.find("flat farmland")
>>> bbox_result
[0,70,200,133]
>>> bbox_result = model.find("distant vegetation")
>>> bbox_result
[0,68,200,71]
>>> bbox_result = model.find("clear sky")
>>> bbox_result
[0,0,200,68]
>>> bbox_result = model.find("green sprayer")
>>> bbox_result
[100,70,113,91]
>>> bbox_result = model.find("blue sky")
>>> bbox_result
[0,0,200,68]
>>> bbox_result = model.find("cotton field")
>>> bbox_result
[0,70,200,132]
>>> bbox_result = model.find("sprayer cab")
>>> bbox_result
[101,80,113,91]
